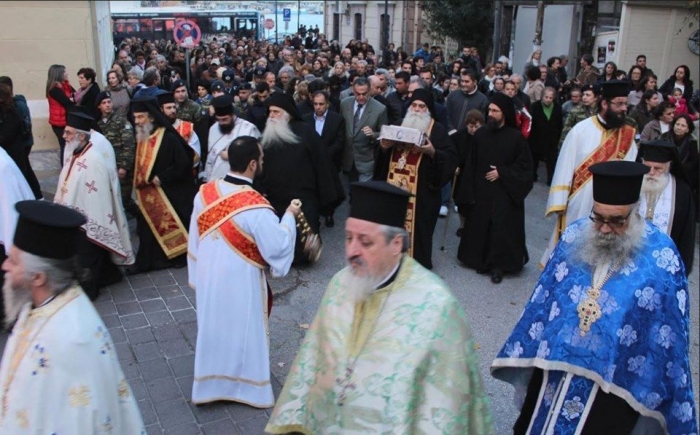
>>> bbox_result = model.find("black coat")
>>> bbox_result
[78,83,101,120]
[659,76,694,102]
[0,108,42,199]
[528,101,563,154]
[303,110,345,171]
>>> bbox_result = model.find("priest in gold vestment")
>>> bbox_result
[266,181,493,434]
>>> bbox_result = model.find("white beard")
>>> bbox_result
[340,261,383,304]
[401,109,432,133]
[641,173,670,207]
[261,115,299,148]
[136,121,154,143]
[576,212,646,269]
[2,278,31,330]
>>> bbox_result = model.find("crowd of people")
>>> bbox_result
[0,28,697,433]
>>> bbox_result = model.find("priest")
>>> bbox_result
[373,89,456,270]
[638,139,695,274]
[127,97,196,274]
[255,92,343,264]
[157,91,201,170]
[456,93,533,283]
[188,136,299,408]
[266,181,493,434]
[0,200,145,432]
[54,111,134,300]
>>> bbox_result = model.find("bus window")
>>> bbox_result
[165,20,175,31]
[139,18,152,32]
[211,17,231,32]
[114,19,139,33]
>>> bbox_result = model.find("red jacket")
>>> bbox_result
[48,81,74,127]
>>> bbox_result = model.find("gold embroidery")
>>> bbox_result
[577,256,624,336]
[16,409,28,428]
[68,385,91,407]
[193,374,271,387]
[118,379,130,399]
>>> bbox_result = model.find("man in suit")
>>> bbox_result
[305,91,346,227]
[340,77,389,183]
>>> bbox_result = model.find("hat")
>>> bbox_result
[66,111,94,131]
[408,88,435,118]
[156,92,175,106]
[211,94,235,116]
[264,91,302,120]
[13,200,86,260]
[349,181,411,228]
[639,140,677,163]
[489,93,517,129]
[599,80,629,99]
[222,69,235,83]
[170,79,186,92]
[254,66,266,78]
[211,58,221,66]
[589,161,650,205]
[131,97,153,113]
[210,80,225,93]
[580,83,599,95]
[238,82,252,91]
[95,91,111,107]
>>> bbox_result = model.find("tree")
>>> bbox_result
[421,0,494,56]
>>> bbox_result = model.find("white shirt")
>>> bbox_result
[314,109,328,136]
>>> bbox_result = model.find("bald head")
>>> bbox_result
[368,75,383,96]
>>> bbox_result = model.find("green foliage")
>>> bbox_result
[421,0,494,52]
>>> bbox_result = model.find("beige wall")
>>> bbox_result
[0,1,112,151]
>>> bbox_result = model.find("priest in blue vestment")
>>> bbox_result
[492,160,697,434]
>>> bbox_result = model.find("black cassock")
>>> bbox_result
[255,120,344,264]
[666,178,696,275]
[373,122,456,270]
[456,124,533,273]
[134,129,197,272]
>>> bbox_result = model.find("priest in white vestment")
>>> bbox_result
[0,200,145,433]
[542,80,637,267]
[188,135,299,408]
[203,94,261,182]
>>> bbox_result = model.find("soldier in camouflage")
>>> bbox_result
[95,91,138,217]
[171,79,203,124]
[559,84,599,147]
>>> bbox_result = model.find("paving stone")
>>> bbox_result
[181,286,196,299]
[140,357,173,382]
[108,327,127,344]
[228,403,267,422]
[147,376,181,403]
[165,423,201,435]
[116,300,143,316]
[179,322,198,348]
[176,375,193,399]
[121,313,149,330]
[137,399,159,426]
[107,279,132,293]
[114,342,135,363]
[101,314,121,329]
[133,341,164,362]
[121,361,140,379]
[144,424,163,435]
[172,308,197,324]
[129,377,149,401]
[128,275,154,290]
[160,338,193,359]
[151,273,176,287]
[271,375,283,398]
[95,300,117,315]
[153,324,183,342]
[141,299,167,313]
[153,398,196,428]
[126,327,156,345]
[188,296,197,309]
[202,418,242,435]
[168,354,195,378]
[158,285,184,299]
[164,295,192,311]
[135,287,161,301]
[236,414,269,434]
[189,401,231,424]
[111,289,137,303]
[146,310,175,327]
[171,269,189,286]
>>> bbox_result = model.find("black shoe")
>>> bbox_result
[476,268,489,275]
[455,228,463,237]
[325,215,335,228]
[124,266,145,276]
[490,269,503,284]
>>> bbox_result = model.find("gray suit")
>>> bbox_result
[340,96,388,180]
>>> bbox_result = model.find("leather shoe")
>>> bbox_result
[490,269,503,284]
[325,215,335,228]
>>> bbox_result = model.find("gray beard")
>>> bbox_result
[341,259,384,304]
[2,278,31,330]
[401,110,431,133]
[261,117,299,148]
[575,212,645,268]
[136,122,154,143]
[641,173,670,207]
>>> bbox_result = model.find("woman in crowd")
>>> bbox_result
[660,65,694,102]
[627,65,644,92]
[105,70,131,118]
[598,61,618,82]
[628,74,663,108]
[660,113,699,203]
[524,65,544,103]
[523,49,542,74]
[489,77,506,96]
[629,89,660,134]
[478,63,497,94]
[45,64,75,165]
[640,101,676,141]
[75,67,100,119]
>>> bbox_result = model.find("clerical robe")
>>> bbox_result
[492,219,697,435]
[266,256,494,434]
[0,286,145,433]
[173,119,201,168]
[639,175,696,275]
[542,116,637,266]
[456,124,533,273]
[188,176,296,407]
[204,118,260,181]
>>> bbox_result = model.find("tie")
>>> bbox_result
[353,104,363,135]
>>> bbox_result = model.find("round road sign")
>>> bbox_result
[174,19,201,49]
[264,18,275,30]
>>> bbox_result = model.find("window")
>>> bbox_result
[333,13,340,41]
[380,14,390,49]
[354,13,362,40]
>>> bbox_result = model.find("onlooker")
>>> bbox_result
[660,65,694,103]
[0,76,33,155]
[561,87,581,120]
[629,89,661,134]
[571,54,599,87]
[628,74,663,108]
[444,69,489,134]
[523,48,542,74]
[660,113,699,201]
[640,101,676,142]
[598,61,617,82]
[75,67,100,119]
[528,87,563,185]
[524,65,544,104]
[45,64,75,165]
[105,69,131,118]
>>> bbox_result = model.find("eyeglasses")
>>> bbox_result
[588,209,632,228]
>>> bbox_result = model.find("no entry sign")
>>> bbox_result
[174,19,201,49]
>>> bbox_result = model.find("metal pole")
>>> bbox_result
[533,0,545,50]
[185,48,191,91]
[384,0,389,50]
[298,0,301,34]
[492,0,502,62]
[275,0,279,44]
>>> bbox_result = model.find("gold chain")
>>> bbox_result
[576,255,624,336]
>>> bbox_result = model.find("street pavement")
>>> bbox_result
[1,153,697,434]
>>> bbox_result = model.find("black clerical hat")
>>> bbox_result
[265,91,302,120]
[13,201,86,260]
[408,89,435,118]
[349,181,411,228]
[639,140,677,163]
[589,161,650,205]
[131,97,153,113]
[211,94,235,116]
[66,111,94,132]
[599,80,629,99]
[156,92,175,106]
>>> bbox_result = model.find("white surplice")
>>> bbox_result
[639,175,675,235]
[0,286,145,433]
[187,177,296,407]
[541,116,637,266]
[204,119,260,181]
[0,147,34,254]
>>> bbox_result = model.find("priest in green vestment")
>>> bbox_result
[266,181,493,434]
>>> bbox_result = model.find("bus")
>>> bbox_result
[111,5,264,45]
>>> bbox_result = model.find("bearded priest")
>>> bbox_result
[373,88,456,270]
[266,181,493,434]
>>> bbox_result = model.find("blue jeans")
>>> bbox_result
[440,181,452,207]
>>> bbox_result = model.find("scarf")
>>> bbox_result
[73,83,90,105]
[542,103,553,120]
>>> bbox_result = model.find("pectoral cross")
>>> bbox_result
[85,180,98,194]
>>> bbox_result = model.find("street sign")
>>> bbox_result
[283,8,291,22]
[173,19,200,49]
[264,18,275,30]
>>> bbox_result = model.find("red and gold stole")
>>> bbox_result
[175,120,200,165]
[197,182,274,269]
[134,128,189,259]
[385,121,433,257]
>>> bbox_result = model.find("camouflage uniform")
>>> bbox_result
[233,99,252,121]
[176,98,203,124]
[559,105,598,147]
[98,111,138,216]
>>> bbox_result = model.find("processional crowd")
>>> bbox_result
[0,29,697,433]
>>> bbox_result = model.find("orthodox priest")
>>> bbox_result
[54,112,133,300]
[0,200,145,433]
[542,80,637,267]
[255,92,343,264]
[127,97,196,274]
[188,136,299,408]
[492,161,697,434]
[203,94,260,182]
[638,139,695,274]
[373,89,456,270]
[266,181,493,434]
[157,91,201,170]
[456,93,533,283]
